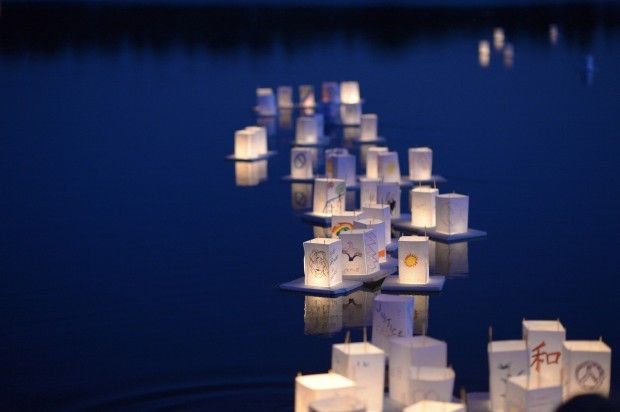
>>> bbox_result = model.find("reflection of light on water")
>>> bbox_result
[549,24,559,45]
[493,27,505,50]
[413,294,429,335]
[582,54,595,85]
[435,242,469,275]
[304,296,343,335]
[235,160,267,186]
[503,43,514,68]
[278,109,293,131]
[292,183,313,210]
[478,40,490,67]
[343,289,379,328]
[256,116,276,136]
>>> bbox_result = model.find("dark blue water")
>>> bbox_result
[1,4,620,411]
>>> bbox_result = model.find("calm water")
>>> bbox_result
[1,4,620,411]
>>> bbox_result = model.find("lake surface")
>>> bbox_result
[1,4,620,411]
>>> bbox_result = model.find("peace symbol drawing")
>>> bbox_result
[575,360,605,390]
[294,153,307,169]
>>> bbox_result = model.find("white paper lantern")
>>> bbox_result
[291,148,314,179]
[353,219,386,263]
[371,294,414,354]
[435,242,469,275]
[562,340,611,399]
[331,211,364,238]
[234,129,257,159]
[339,229,380,276]
[398,235,430,285]
[326,153,357,187]
[321,81,340,104]
[407,366,455,405]
[343,289,378,328]
[292,183,313,210]
[296,116,320,145]
[340,81,361,104]
[245,126,268,156]
[403,401,465,412]
[488,340,528,412]
[362,204,391,245]
[504,375,562,412]
[304,296,343,335]
[435,194,469,235]
[277,85,294,109]
[310,396,365,412]
[303,238,343,287]
[295,372,358,412]
[365,147,388,179]
[523,320,566,386]
[299,84,316,109]
[408,148,433,181]
[235,161,267,186]
[359,178,380,208]
[340,103,362,126]
[360,114,378,142]
[377,182,401,218]
[377,152,401,183]
[256,87,276,116]
[411,187,438,228]
[332,342,385,412]
[313,178,346,216]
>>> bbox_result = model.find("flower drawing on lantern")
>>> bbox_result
[308,250,328,279]
[530,341,561,372]
[404,253,419,268]
[294,153,307,169]
[332,222,353,237]
[342,241,362,262]
[575,361,605,390]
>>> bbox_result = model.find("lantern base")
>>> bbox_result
[392,214,487,243]
[225,151,278,162]
[291,136,331,147]
[279,277,363,296]
[342,266,396,283]
[402,174,447,185]
[380,275,445,292]
[281,175,315,183]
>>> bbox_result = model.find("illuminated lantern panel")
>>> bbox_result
[377,152,401,183]
[291,148,314,179]
[362,204,391,245]
[332,342,385,412]
[410,187,438,228]
[488,340,528,412]
[405,366,455,406]
[339,229,379,276]
[244,126,267,156]
[354,220,386,263]
[234,129,256,159]
[360,114,378,142]
[398,235,430,285]
[331,211,365,238]
[408,147,433,181]
[504,375,562,412]
[321,81,340,104]
[340,81,361,104]
[371,294,414,354]
[277,85,294,109]
[403,400,465,412]
[295,372,358,412]
[360,178,380,208]
[340,103,362,126]
[303,237,343,288]
[304,296,343,335]
[326,153,357,187]
[435,194,469,235]
[256,87,276,116]
[523,320,566,386]
[312,178,346,216]
[309,396,365,412]
[562,340,611,400]
[296,116,320,145]
[299,84,317,108]
[494,27,505,50]
[365,147,388,179]
[377,182,401,218]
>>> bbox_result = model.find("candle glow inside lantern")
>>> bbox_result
[296,116,320,145]
[411,187,438,228]
[354,219,386,263]
[313,178,346,216]
[408,147,433,181]
[327,153,357,187]
[295,372,358,412]
[340,103,362,126]
[377,152,401,183]
[331,211,364,238]
[340,81,361,104]
[291,148,314,179]
[321,81,340,104]
[523,320,566,386]
[360,114,378,142]
[362,204,391,245]
[398,236,430,285]
[360,178,380,208]
[299,84,316,108]
[256,87,276,116]
[277,86,294,109]
[303,238,343,287]
[371,294,414,354]
[339,229,380,276]
[332,342,385,412]
[377,182,401,218]
[435,194,469,235]
[304,296,343,335]
[309,396,365,412]
[488,340,528,412]
[407,366,455,405]
[365,147,388,178]
[562,340,611,399]
[504,375,562,412]
[403,400,465,412]
[245,126,268,156]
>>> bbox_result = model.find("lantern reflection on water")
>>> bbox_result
[291,183,313,210]
[304,296,343,335]
[295,372,357,412]
[234,160,267,186]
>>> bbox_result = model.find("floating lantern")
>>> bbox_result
[296,116,320,145]
[398,235,430,284]
[407,366,455,405]
[326,153,357,187]
[411,187,438,228]
[562,340,611,399]
[371,294,414,354]
[235,160,267,186]
[313,178,346,216]
[362,204,391,245]
[343,289,378,328]
[332,341,385,412]
[404,400,465,412]
[493,27,505,50]
[408,147,433,181]
[504,375,562,412]
[291,148,314,179]
[295,372,358,412]
[255,87,277,116]
[523,320,566,385]
[245,126,268,156]
[299,84,316,109]
[322,81,340,104]
[353,219,386,263]
[365,147,388,179]
[488,340,528,412]
[478,40,490,68]
[377,182,401,218]
[277,86,294,109]
[377,152,401,183]
[304,296,343,335]
[435,242,469,275]
[309,396,365,412]
[303,237,343,288]
[339,229,380,276]
[360,178,380,208]
[549,24,559,45]
[503,43,514,68]
[360,114,378,142]
[340,81,361,104]
[340,104,362,126]
[291,183,313,210]
[234,129,258,160]
[331,211,364,238]
[435,194,469,235]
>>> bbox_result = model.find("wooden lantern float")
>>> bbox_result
[296,116,320,145]
[291,147,314,180]
[340,103,362,126]
[340,81,361,104]
[378,182,401,219]
[313,178,346,217]
[295,372,358,412]
[362,204,392,246]
[523,320,566,386]
[398,235,430,284]
[435,194,468,235]
[360,178,380,208]
[377,152,401,183]
[360,114,381,142]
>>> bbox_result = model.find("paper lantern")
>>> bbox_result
[403,401,465,412]
[339,229,380,276]
[408,148,433,181]
[340,81,361,104]
[488,340,528,412]
[343,289,378,328]
[326,153,357,187]
[235,160,267,186]
[360,178,380,208]
[377,182,401,218]
[313,178,346,216]
[321,81,340,104]
[299,84,316,109]
[478,40,490,68]
[371,294,414,354]
[331,211,365,238]
[292,183,313,210]
[310,396,365,412]
[277,85,294,109]
[340,103,362,126]
[411,187,438,228]
[234,129,257,159]
[504,375,562,412]
[304,296,343,335]
[435,242,468,276]
[291,148,314,179]
[377,152,401,183]
[303,238,343,287]
[296,116,320,145]
[407,366,455,405]
[332,342,385,412]
[256,87,276,116]
[360,114,378,142]
[295,372,358,412]
[562,340,611,399]
[365,147,388,179]
[362,204,391,245]
[523,320,566,386]
[398,236,430,285]
[245,126,268,156]
[353,219,386,263]
[435,194,469,235]
[494,27,505,50]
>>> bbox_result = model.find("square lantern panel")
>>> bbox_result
[562,340,611,399]
[371,294,414,354]
[295,372,358,412]
[303,238,343,287]
[488,340,528,412]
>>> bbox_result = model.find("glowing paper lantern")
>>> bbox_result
[360,114,378,142]
[435,242,469,275]
[407,366,455,405]
[256,87,276,116]
[331,211,365,238]
[277,86,294,109]
[377,182,401,218]
[365,147,388,179]
[310,396,365,412]
[292,183,313,210]
[523,320,566,386]
[362,204,391,245]
[488,340,528,412]
[377,152,401,183]
[296,116,320,145]
[321,81,340,104]
[435,194,469,235]
[562,340,611,399]
[303,238,343,287]
[504,375,562,412]
[493,27,505,50]
[360,178,380,208]
[371,294,414,354]
[299,84,316,109]
[304,296,343,335]
[411,187,438,228]
[478,40,490,68]
[408,148,433,181]
[403,401,465,412]
[340,81,361,104]
[245,126,268,156]
[313,178,346,216]
[354,219,386,263]
[398,236,430,285]
[295,372,358,412]
[326,153,357,187]
[291,148,314,179]
[332,342,385,412]
[339,229,380,276]
[340,104,362,126]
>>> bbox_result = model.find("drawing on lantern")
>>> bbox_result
[498,362,526,398]
[331,222,353,237]
[575,360,605,390]
[404,253,419,268]
[366,231,379,271]
[294,153,307,168]
[530,341,561,372]
[308,250,328,279]
[342,242,362,261]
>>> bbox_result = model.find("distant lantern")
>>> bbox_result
[408,147,433,181]
[365,147,388,179]
[326,153,357,187]
[522,320,566,386]
[362,204,391,245]
[291,147,314,179]
[360,114,378,142]
[340,103,362,126]
[245,126,268,156]
[403,401,465,412]
[256,87,276,116]
[304,296,343,335]
[488,340,528,412]
[303,238,343,288]
[296,116,320,145]
[354,219,386,263]
[331,211,365,238]
[360,178,380,208]
[562,340,611,399]
[339,229,380,276]
[277,86,294,109]
[493,27,505,50]
[398,235,430,285]
[234,128,267,160]
[295,372,358,412]
[299,84,317,109]
[411,187,438,228]
[313,178,346,216]
[435,194,469,235]
[377,152,401,183]
[377,182,401,218]
[478,40,490,68]
[505,375,562,412]
[340,81,361,104]
[322,81,340,104]
[371,294,414,354]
